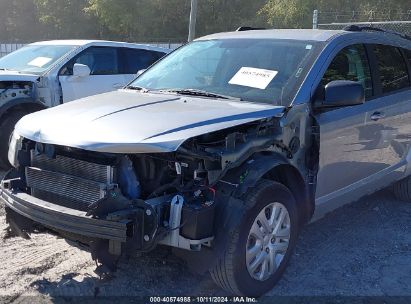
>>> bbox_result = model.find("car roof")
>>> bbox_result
[196,28,411,44]
[197,29,347,42]
[29,40,171,53]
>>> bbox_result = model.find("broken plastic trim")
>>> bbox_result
[158,195,213,251]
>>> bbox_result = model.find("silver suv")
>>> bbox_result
[2,27,411,297]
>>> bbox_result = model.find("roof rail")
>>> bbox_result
[344,24,411,41]
[236,26,266,32]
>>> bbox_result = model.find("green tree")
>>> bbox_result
[196,0,267,36]
[86,0,191,41]
[0,0,42,42]
[1,0,411,43]
[259,0,316,28]
[86,0,267,41]
[260,0,411,29]
[35,0,102,39]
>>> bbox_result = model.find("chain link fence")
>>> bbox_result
[0,43,27,58]
[313,10,411,35]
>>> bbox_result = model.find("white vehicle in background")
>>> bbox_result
[0,40,170,168]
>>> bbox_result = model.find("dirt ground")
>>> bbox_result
[0,170,410,302]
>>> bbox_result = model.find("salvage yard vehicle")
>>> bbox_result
[2,26,411,296]
[0,40,170,168]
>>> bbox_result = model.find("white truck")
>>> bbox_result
[0,40,170,168]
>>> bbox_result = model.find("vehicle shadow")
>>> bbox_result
[29,245,221,299]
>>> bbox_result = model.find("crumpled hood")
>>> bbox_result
[15,90,285,153]
[0,70,39,82]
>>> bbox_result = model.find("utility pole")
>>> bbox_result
[188,0,198,42]
[313,10,319,29]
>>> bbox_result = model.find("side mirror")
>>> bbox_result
[318,80,365,108]
[73,63,91,78]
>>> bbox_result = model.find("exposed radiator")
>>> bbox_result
[31,152,113,183]
[26,151,115,211]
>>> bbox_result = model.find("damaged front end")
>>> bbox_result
[1,113,296,272]
[0,81,35,108]
[2,149,215,272]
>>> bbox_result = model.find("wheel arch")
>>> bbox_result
[262,163,314,224]
[222,151,314,224]
[174,152,314,275]
[0,98,47,118]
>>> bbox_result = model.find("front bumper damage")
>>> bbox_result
[0,178,127,273]
[0,183,129,243]
[0,173,214,273]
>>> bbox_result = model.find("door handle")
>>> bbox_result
[370,112,385,121]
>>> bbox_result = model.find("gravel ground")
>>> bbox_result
[0,170,410,302]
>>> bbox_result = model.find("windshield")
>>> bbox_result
[130,39,321,105]
[0,45,76,75]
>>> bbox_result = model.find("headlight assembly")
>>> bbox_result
[8,131,23,168]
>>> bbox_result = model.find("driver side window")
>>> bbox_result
[60,46,119,76]
[321,44,373,99]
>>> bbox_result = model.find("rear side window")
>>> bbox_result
[120,48,166,74]
[373,45,410,94]
[321,44,373,99]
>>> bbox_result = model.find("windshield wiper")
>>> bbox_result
[160,88,241,100]
[0,68,20,73]
[126,85,149,92]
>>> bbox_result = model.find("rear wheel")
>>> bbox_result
[393,175,411,202]
[0,111,26,169]
[210,180,300,297]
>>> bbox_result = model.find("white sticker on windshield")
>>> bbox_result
[229,67,278,90]
[28,57,52,67]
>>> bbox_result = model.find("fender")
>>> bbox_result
[0,98,47,117]
[221,151,289,197]
[221,151,314,224]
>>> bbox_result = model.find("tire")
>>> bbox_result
[0,111,26,169]
[210,180,300,297]
[393,176,411,202]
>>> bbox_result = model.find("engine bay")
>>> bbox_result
[0,81,34,106]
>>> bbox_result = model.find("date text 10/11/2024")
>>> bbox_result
[149,297,258,303]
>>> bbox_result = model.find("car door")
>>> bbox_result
[119,48,166,83]
[59,46,123,102]
[314,44,379,208]
[363,44,411,177]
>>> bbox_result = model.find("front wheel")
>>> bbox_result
[210,180,300,297]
